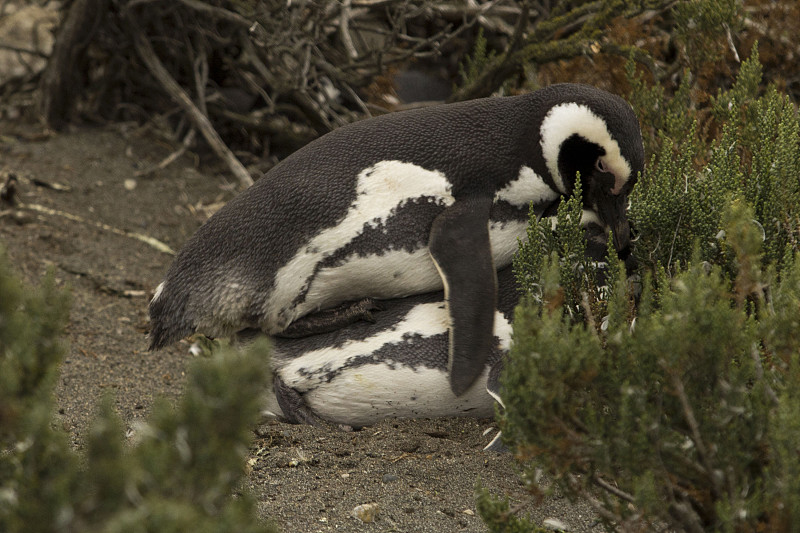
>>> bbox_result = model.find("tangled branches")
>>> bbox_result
[35,0,687,184]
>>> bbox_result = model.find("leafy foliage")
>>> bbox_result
[672,0,742,72]
[499,202,800,531]
[458,28,496,90]
[0,250,274,533]
[476,484,546,533]
[513,179,600,315]
[484,45,800,532]
[630,44,800,275]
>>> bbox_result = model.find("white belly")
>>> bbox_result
[299,365,495,427]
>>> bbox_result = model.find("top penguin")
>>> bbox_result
[148,83,645,395]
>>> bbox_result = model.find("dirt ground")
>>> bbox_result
[0,122,602,533]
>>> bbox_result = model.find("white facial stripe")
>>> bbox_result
[599,156,630,195]
[540,103,632,194]
[494,165,559,207]
[267,161,454,329]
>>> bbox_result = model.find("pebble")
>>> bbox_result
[382,474,398,483]
[352,502,380,523]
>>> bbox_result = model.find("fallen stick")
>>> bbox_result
[134,129,197,177]
[20,202,175,255]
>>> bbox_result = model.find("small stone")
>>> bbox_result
[123,178,137,190]
[462,509,475,516]
[543,517,570,531]
[352,502,380,523]
[382,474,398,483]
[341,473,350,479]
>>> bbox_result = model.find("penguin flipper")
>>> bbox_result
[429,197,497,396]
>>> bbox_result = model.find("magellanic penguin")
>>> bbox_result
[148,83,645,395]
[266,266,520,430]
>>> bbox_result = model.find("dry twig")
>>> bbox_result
[128,15,253,187]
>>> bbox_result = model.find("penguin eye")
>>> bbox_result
[595,157,609,174]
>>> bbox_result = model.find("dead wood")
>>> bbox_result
[39,0,107,129]
[128,16,253,187]
[28,0,746,185]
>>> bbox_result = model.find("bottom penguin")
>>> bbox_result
[266,266,519,431]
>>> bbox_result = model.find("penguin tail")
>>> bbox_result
[147,320,194,351]
[147,282,196,350]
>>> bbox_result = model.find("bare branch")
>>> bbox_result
[129,16,253,187]
[669,372,723,501]
[592,474,636,504]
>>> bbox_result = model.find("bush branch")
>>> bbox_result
[128,18,253,188]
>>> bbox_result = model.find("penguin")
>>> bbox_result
[266,215,619,434]
[148,83,645,396]
[267,266,520,429]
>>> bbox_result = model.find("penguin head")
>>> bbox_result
[538,85,644,256]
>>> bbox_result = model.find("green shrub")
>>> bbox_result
[0,249,275,533]
[630,44,800,275]
[483,47,800,532]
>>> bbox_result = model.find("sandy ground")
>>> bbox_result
[0,122,602,532]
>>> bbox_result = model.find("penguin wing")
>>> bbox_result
[428,197,498,396]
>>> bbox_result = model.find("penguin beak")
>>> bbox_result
[596,191,631,254]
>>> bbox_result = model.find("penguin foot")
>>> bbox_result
[483,431,508,452]
[276,298,384,339]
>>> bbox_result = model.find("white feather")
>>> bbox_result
[151,281,165,303]
[301,365,495,426]
[494,165,559,207]
[489,219,529,270]
[304,248,443,310]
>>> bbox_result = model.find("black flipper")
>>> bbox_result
[428,197,497,396]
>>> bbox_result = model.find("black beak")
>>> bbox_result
[596,192,630,254]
